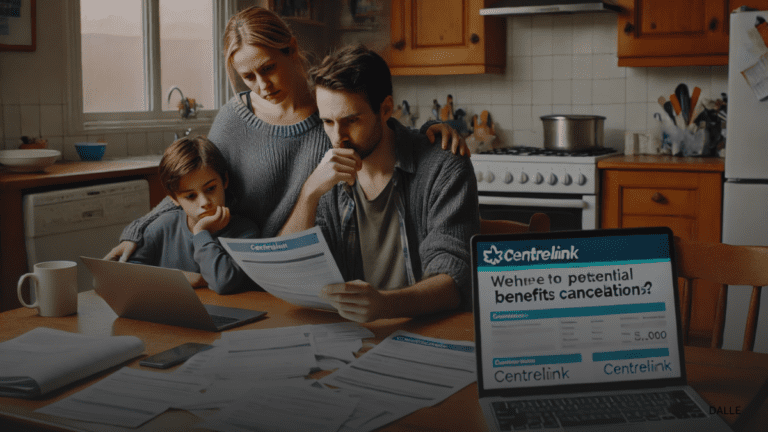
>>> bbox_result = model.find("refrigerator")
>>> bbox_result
[722,9,768,353]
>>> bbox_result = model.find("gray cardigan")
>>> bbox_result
[315,119,480,307]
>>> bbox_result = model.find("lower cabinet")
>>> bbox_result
[599,156,724,345]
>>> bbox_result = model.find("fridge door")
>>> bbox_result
[721,181,768,353]
[726,11,768,181]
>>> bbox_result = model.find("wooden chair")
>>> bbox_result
[480,213,551,235]
[674,236,768,351]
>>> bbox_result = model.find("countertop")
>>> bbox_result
[597,155,725,172]
[0,157,164,313]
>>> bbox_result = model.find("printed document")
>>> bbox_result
[220,226,343,310]
[0,327,144,398]
[36,367,209,428]
[320,330,476,409]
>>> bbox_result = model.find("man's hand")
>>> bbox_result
[192,206,230,235]
[306,148,362,198]
[182,271,208,288]
[425,123,470,157]
[104,241,138,262]
[320,280,388,323]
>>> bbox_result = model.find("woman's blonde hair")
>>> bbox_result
[223,6,309,93]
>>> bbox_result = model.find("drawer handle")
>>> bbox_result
[651,192,667,203]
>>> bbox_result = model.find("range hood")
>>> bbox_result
[480,0,621,16]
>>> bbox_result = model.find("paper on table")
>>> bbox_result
[301,322,375,364]
[220,226,343,310]
[200,383,360,432]
[36,367,209,428]
[320,330,476,410]
[0,327,144,398]
[175,326,317,381]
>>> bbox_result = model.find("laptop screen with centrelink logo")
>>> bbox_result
[472,227,686,398]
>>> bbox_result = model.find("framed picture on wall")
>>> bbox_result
[0,0,36,52]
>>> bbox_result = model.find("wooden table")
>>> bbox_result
[0,160,164,313]
[1,289,766,432]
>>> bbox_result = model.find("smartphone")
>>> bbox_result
[139,342,213,369]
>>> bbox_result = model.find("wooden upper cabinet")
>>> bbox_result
[617,0,768,67]
[384,0,506,75]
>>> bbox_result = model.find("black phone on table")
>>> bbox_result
[139,342,214,369]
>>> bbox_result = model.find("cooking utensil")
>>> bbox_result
[669,94,685,127]
[675,84,691,126]
[689,87,701,124]
[662,101,677,125]
[540,115,605,151]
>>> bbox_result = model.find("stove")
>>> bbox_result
[471,146,618,231]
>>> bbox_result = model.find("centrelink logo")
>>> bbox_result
[483,244,579,265]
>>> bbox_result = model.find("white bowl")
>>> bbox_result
[0,149,61,173]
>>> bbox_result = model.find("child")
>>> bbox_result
[129,136,260,294]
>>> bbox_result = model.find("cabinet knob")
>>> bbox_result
[470,33,480,44]
[651,192,667,203]
[709,18,718,31]
[392,39,405,50]
[624,22,635,35]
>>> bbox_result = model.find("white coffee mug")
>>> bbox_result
[17,261,78,317]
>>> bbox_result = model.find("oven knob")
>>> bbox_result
[547,173,557,185]
[519,173,529,184]
[476,171,483,182]
[562,174,572,185]
[534,173,544,184]
[577,174,588,185]
[504,172,513,184]
[485,171,495,183]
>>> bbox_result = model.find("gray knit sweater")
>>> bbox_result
[120,92,330,243]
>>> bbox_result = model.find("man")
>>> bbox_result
[281,44,480,323]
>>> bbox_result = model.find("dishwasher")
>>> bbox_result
[23,180,151,293]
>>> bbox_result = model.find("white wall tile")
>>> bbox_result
[147,132,165,155]
[532,81,553,105]
[510,16,532,57]
[572,80,593,105]
[532,105,553,137]
[97,133,128,159]
[626,68,648,103]
[64,136,87,161]
[510,55,532,81]
[552,80,572,105]
[19,105,40,138]
[511,80,532,106]
[490,77,513,106]
[552,105,572,114]
[40,105,64,137]
[490,105,513,135]
[552,15,573,56]
[553,55,573,80]
[592,14,617,55]
[572,15,594,55]
[593,54,624,79]
[573,55,593,79]
[45,136,64,157]
[626,103,650,132]
[531,16,553,56]
[571,105,593,115]
[512,105,532,131]
[532,56,553,81]
[593,79,626,105]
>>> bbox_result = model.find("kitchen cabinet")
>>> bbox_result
[0,160,164,312]
[383,0,506,75]
[599,155,724,346]
[616,0,768,67]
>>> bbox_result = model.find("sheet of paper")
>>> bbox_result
[220,227,344,310]
[176,377,312,411]
[36,368,209,428]
[302,322,375,364]
[176,326,317,381]
[742,52,768,101]
[320,330,476,410]
[200,383,360,432]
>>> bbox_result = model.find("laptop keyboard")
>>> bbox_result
[492,390,706,430]
[210,315,239,327]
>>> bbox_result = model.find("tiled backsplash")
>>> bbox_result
[1,12,728,157]
[390,14,729,153]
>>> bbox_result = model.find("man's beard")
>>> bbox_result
[346,119,383,160]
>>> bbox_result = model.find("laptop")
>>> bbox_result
[80,257,266,332]
[471,226,731,431]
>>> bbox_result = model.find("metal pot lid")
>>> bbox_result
[540,114,606,120]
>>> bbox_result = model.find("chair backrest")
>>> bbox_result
[674,236,768,351]
[480,213,551,235]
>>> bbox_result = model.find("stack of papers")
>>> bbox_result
[0,327,144,399]
[32,326,476,432]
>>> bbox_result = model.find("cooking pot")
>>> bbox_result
[541,114,605,151]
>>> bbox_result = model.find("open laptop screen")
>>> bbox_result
[472,227,684,396]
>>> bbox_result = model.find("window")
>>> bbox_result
[66,0,234,133]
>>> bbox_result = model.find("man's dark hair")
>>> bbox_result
[309,44,393,113]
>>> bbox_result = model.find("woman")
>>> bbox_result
[106,6,465,263]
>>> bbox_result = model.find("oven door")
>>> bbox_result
[478,193,597,231]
